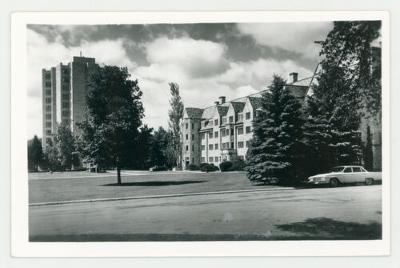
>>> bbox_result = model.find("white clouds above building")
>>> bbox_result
[27,22,332,138]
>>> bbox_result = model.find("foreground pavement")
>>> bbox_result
[29,184,382,241]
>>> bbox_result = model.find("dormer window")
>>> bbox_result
[222,117,227,124]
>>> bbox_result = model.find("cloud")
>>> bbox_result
[145,37,229,79]
[27,24,322,138]
[216,58,313,89]
[237,22,333,60]
[26,29,137,138]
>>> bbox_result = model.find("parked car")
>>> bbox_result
[306,165,382,187]
[149,165,168,172]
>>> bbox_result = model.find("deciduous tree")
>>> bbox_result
[78,65,144,184]
[167,82,184,167]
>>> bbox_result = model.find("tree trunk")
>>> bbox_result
[117,166,122,185]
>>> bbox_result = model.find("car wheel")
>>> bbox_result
[329,178,339,188]
[365,178,374,186]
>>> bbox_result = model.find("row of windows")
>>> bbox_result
[201,126,252,139]
[201,156,220,163]
[220,112,252,124]
[185,133,195,140]
[203,118,220,128]
[185,123,197,130]
[185,145,195,152]
[186,140,250,152]
[200,156,245,163]
[197,112,254,130]
[201,140,251,150]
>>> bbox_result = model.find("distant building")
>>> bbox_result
[181,72,310,169]
[42,56,96,148]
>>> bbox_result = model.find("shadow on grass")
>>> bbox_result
[102,180,206,187]
[276,217,381,240]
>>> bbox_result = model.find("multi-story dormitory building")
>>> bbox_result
[181,72,310,170]
[42,55,96,148]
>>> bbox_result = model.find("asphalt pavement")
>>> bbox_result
[29,184,382,241]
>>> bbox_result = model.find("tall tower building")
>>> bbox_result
[41,68,57,148]
[42,56,96,148]
[70,56,96,131]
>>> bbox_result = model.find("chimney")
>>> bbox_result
[219,96,226,104]
[214,101,219,106]
[289,72,298,83]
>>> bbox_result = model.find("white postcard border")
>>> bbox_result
[11,11,390,257]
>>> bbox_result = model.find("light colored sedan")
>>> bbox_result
[306,165,382,187]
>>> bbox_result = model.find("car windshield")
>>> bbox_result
[330,166,345,173]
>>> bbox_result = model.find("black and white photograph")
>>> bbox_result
[10,11,390,257]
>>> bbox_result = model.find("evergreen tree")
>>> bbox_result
[27,135,43,172]
[78,65,144,184]
[303,96,334,176]
[246,75,305,184]
[54,122,75,170]
[167,82,184,167]
[43,139,62,172]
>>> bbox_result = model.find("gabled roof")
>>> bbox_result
[201,106,216,119]
[230,101,245,113]
[216,106,229,116]
[184,107,203,119]
[285,85,309,99]
[287,77,312,88]
[247,96,263,110]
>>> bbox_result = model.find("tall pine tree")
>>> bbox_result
[303,95,334,176]
[246,75,305,184]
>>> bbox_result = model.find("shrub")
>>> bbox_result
[219,159,246,172]
[219,161,233,171]
[187,164,200,171]
[200,163,219,172]
[231,159,246,171]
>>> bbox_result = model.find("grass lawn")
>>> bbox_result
[29,171,281,204]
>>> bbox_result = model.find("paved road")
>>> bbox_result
[29,185,382,241]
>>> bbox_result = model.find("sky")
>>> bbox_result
[27,22,333,138]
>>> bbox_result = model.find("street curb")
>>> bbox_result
[29,187,293,207]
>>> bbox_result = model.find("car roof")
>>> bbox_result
[333,165,364,168]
